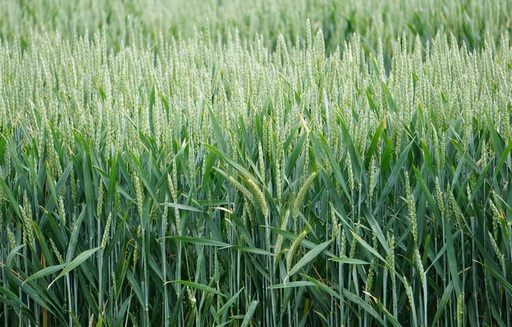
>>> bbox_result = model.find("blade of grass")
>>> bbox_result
[287,240,332,278]
[240,300,259,327]
[49,247,101,289]
[215,287,244,321]
[169,280,226,298]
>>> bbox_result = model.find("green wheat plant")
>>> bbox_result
[1,2,512,326]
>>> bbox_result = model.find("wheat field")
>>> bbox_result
[0,0,511,326]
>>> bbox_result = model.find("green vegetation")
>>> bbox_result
[2,0,512,52]
[1,0,511,326]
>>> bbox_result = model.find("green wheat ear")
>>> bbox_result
[286,229,308,273]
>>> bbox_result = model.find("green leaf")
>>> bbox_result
[351,232,387,264]
[382,82,398,113]
[374,140,414,214]
[362,206,390,255]
[443,225,461,296]
[127,270,145,307]
[365,88,379,117]
[330,256,370,265]
[208,107,228,153]
[481,263,512,293]
[286,132,308,176]
[6,245,25,268]
[449,138,481,172]
[287,240,332,278]
[205,144,258,182]
[66,205,87,262]
[343,289,386,325]
[300,274,342,300]
[312,133,352,204]
[215,288,244,321]
[161,202,204,213]
[168,236,229,247]
[23,264,66,285]
[0,177,21,217]
[363,117,386,168]
[420,140,436,176]
[49,247,101,289]
[413,166,442,219]
[169,280,226,298]
[367,291,402,327]
[485,111,504,159]
[266,226,336,257]
[0,285,30,311]
[495,140,512,176]
[431,283,454,326]
[240,300,259,327]
[268,281,316,289]
[337,115,362,183]
[228,245,272,256]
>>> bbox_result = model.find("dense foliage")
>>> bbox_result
[1,0,512,53]
[1,1,511,326]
